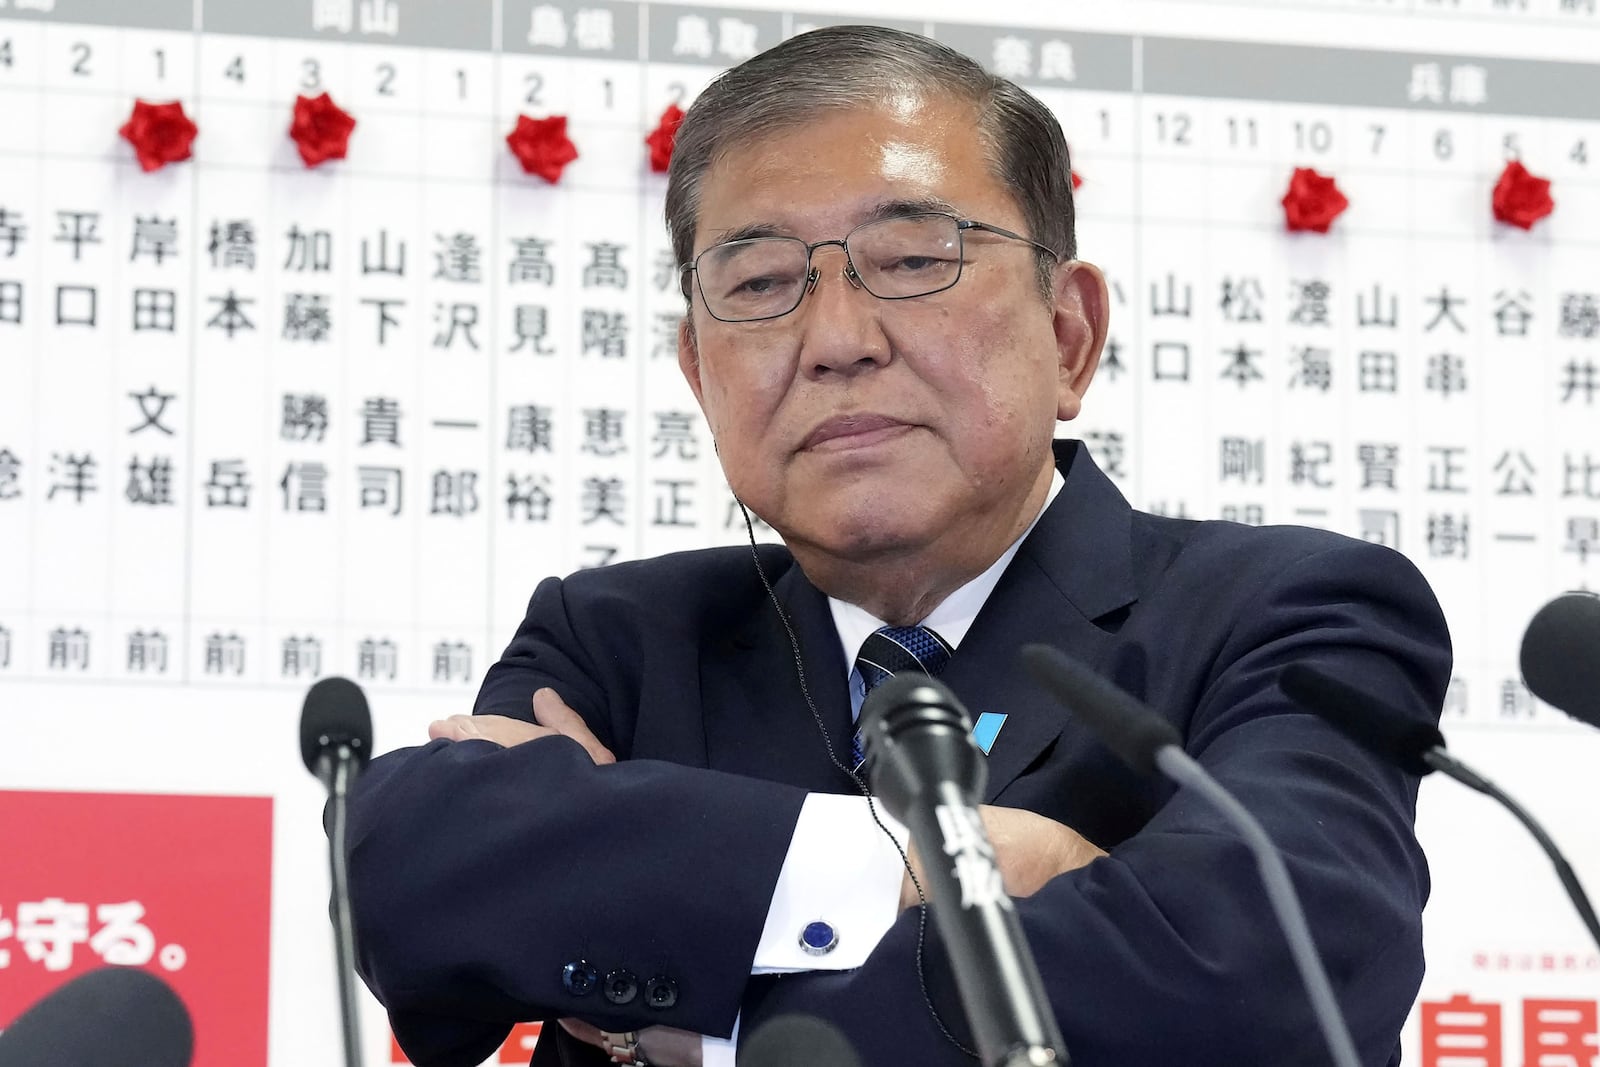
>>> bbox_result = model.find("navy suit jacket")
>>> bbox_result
[347,440,1451,1067]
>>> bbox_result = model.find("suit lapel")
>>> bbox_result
[698,550,859,792]
[939,442,1140,802]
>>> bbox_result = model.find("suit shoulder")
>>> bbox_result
[556,542,796,611]
[1131,511,1432,595]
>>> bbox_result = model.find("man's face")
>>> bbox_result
[678,92,1105,571]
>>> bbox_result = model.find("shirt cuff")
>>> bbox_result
[701,1015,740,1067]
[750,792,909,973]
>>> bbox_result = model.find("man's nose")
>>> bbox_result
[797,247,891,378]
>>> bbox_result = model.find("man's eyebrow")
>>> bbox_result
[709,222,789,246]
[704,198,963,250]
[860,197,961,223]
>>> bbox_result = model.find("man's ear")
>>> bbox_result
[1051,260,1110,423]
[677,315,705,405]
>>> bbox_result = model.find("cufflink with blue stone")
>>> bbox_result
[799,920,838,956]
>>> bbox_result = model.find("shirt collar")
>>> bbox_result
[827,467,1065,670]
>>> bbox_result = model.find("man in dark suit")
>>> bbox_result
[347,25,1450,1067]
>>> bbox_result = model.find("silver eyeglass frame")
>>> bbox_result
[679,211,1060,323]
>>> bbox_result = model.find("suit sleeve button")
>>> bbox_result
[562,960,598,996]
[643,976,678,1010]
[604,969,639,1005]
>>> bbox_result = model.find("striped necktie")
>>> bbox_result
[851,625,954,771]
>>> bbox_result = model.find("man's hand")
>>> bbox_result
[428,688,617,765]
[557,1018,703,1067]
[899,805,1105,909]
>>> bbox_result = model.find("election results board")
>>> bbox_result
[0,1,1597,1065]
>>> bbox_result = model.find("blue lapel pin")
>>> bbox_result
[971,712,1007,755]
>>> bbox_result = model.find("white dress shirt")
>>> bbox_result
[700,471,1063,1065]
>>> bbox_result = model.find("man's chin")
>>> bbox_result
[779,508,936,565]
[752,472,951,556]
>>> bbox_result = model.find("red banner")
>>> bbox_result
[0,790,272,1067]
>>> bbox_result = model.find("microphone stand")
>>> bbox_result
[1421,749,1600,952]
[1154,750,1362,1067]
[1025,644,1362,1067]
[322,744,365,1067]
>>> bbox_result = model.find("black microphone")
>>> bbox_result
[1021,645,1363,1067]
[1277,664,1444,778]
[0,967,192,1067]
[858,674,1066,1067]
[1520,590,1600,728]
[301,675,373,788]
[1279,661,1600,954]
[300,676,373,1067]
[737,1014,864,1067]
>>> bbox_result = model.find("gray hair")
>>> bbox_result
[664,25,1078,300]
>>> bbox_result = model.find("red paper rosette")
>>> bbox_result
[1281,167,1348,234]
[646,103,685,174]
[119,99,198,172]
[289,92,356,168]
[1071,171,1083,191]
[507,115,579,183]
[1492,161,1554,230]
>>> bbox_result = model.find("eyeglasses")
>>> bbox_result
[681,211,1059,323]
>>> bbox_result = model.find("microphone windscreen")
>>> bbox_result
[0,967,193,1067]
[737,1014,864,1067]
[859,672,971,740]
[1520,591,1600,729]
[299,675,373,776]
[859,672,983,811]
[1278,663,1444,777]
[1020,644,1180,776]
